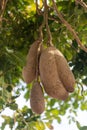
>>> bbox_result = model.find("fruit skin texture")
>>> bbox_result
[39,46,75,100]
[22,40,42,84]
[54,47,75,92]
[39,47,69,100]
[30,81,45,114]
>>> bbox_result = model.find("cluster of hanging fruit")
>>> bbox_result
[22,39,75,114]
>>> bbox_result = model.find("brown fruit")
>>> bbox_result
[39,47,69,100]
[54,47,75,92]
[22,40,43,84]
[39,47,75,99]
[30,81,45,114]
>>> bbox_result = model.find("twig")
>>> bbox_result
[76,0,87,10]
[0,0,8,18]
[35,1,45,81]
[44,0,53,46]
[0,0,8,26]
[35,1,60,25]
[76,80,84,96]
[36,0,39,14]
[36,24,44,81]
[38,23,44,40]
[52,0,87,52]
[35,0,41,15]
[17,110,28,126]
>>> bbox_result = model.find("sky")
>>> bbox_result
[0,82,87,130]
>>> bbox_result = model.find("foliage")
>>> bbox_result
[0,0,87,129]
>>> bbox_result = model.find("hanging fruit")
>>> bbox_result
[30,81,45,114]
[22,40,42,84]
[39,46,75,100]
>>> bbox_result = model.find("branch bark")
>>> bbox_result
[0,0,8,26]
[76,0,87,10]
[52,0,87,52]
[44,0,53,46]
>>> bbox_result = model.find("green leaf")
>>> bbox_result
[50,99,56,107]
[24,90,29,101]
[9,102,18,110]
[57,116,61,123]
[76,121,81,129]
[82,78,87,85]
[81,101,87,111]
[6,85,13,92]
[73,101,79,109]
[35,121,45,130]
[46,122,53,130]
[80,126,87,130]
[0,122,7,130]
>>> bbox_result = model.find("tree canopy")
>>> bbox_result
[0,0,87,130]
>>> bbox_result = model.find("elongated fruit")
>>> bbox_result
[39,46,75,100]
[30,81,45,114]
[22,40,42,84]
[39,47,69,100]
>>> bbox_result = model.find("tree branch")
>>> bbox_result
[0,0,8,26]
[36,24,44,81]
[76,0,87,10]
[44,0,53,46]
[35,1,60,25]
[0,0,8,17]
[35,0,42,15]
[52,0,87,52]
